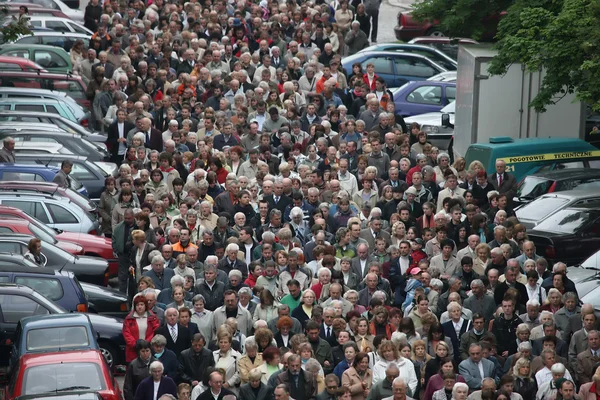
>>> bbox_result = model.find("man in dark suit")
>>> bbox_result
[154,307,192,355]
[106,108,135,164]
[178,333,215,386]
[137,117,163,152]
[358,217,391,250]
[143,257,175,291]
[217,243,249,280]
[493,263,528,306]
[532,324,568,359]
[487,159,518,203]
[319,307,338,347]
[214,181,238,218]
[133,361,177,400]
[264,180,292,214]
[276,354,318,400]
[351,243,377,279]
[92,52,115,79]
[197,370,236,400]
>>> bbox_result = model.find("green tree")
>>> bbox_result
[413,0,600,111]
[0,6,32,43]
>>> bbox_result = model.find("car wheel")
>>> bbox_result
[426,28,446,37]
[99,341,118,368]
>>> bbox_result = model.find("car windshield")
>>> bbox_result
[516,177,553,199]
[534,209,594,234]
[27,222,57,244]
[581,250,600,270]
[441,101,455,113]
[516,197,569,221]
[27,326,90,351]
[23,362,105,395]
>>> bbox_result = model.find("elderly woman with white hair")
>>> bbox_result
[542,288,564,314]
[535,359,572,397]
[442,302,471,362]
[433,152,458,185]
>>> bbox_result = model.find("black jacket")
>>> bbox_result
[491,313,523,356]
[193,280,226,311]
[107,120,135,158]
[155,323,191,355]
[177,347,215,384]
[196,387,236,400]
[123,356,157,400]
[513,377,537,400]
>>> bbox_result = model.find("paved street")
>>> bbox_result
[377,0,414,43]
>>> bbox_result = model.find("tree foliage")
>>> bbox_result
[412,0,600,112]
[0,6,32,43]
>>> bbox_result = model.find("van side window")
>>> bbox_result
[15,277,63,301]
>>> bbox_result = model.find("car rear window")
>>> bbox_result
[516,197,569,221]
[26,326,89,351]
[516,177,552,199]
[23,362,105,394]
[15,276,63,301]
[534,209,594,234]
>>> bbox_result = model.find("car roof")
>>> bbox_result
[16,153,88,162]
[6,130,78,138]
[0,262,58,276]
[20,313,91,328]
[0,44,70,53]
[0,182,62,190]
[527,168,600,180]
[0,218,32,228]
[0,87,70,97]
[0,163,60,172]
[0,232,36,241]
[409,36,479,44]
[27,31,90,38]
[0,70,81,80]
[0,191,63,201]
[0,98,65,105]
[470,137,596,151]
[0,122,64,131]
[0,110,65,117]
[20,350,104,367]
[537,190,600,201]
[346,50,444,60]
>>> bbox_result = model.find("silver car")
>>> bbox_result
[0,193,99,234]
[515,190,600,229]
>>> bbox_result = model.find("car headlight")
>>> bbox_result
[422,125,440,133]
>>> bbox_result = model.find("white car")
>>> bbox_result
[404,101,455,150]
[5,0,84,22]
[28,16,92,35]
[427,71,457,82]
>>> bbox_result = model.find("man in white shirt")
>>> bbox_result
[337,158,358,197]
[534,351,572,387]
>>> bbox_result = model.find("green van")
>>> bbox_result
[464,137,600,181]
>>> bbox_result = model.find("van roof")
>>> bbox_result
[470,137,596,152]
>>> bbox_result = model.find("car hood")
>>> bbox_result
[55,240,84,255]
[80,282,127,302]
[405,111,454,126]
[567,266,598,283]
[57,232,112,250]
[74,255,109,268]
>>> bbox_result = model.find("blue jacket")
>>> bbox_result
[154,348,179,381]
[333,359,351,381]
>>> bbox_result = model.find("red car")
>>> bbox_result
[394,12,503,42]
[5,350,123,400]
[0,218,84,255]
[0,71,88,109]
[0,56,47,73]
[0,206,118,276]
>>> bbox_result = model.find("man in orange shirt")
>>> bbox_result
[172,227,198,257]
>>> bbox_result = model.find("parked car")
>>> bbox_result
[408,37,480,60]
[404,100,454,150]
[527,202,600,265]
[0,218,83,255]
[0,44,72,74]
[28,16,92,35]
[12,392,104,400]
[514,168,600,208]
[0,98,85,125]
[6,350,122,400]
[515,190,600,229]
[2,131,108,162]
[0,88,90,121]
[3,5,70,19]
[0,192,99,235]
[9,314,99,371]
[427,71,457,82]
[391,81,456,117]
[0,284,125,368]
[3,0,84,22]
[0,182,96,214]
[0,234,108,285]
[359,43,457,71]
[0,56,46,72]
[13,142,73,156]
[566,249,600,286]
[14,154,115,202]
[341,51,447,88]
[0,111,106,142]
[0,163,87,196]
[0,71,88,108]
[13,31,90,53]
[0,206,117,277]
[80,282,128,318]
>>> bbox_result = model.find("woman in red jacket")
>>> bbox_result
[122,295,160,362]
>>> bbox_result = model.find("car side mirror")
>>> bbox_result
[441,113,453,128]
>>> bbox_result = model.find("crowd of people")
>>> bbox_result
[72,1,597,400]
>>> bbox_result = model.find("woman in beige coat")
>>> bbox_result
[342,352,373,400]
[238,337,263,384]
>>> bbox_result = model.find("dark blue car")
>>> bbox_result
[341,51,447,88]
[0,163,88,198]
[391,81,456,117]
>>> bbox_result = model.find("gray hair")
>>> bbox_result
[550,362,566,374]
[151,334,167,346]
[305,358,321,373]
[152,255,165,264]
[149,360,164,372]
[238,287,253,297]
[244,336,258,351]
[228,269,242,279]
[452,383,468,397]
[170,275,185,287]
[192,294,206,304]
